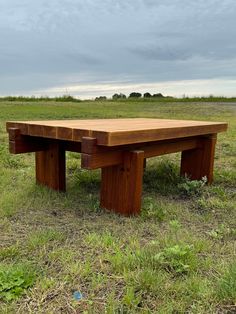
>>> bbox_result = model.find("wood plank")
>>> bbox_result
[93,123,227,146]
[6,119,228,146]
[9,139,48,154]
[81,137,199,170]
[28,124,57,138]
[180,134,217,183]
[8,128,49,154]
[81,151,123,169]
[100,150,144,215]
[36,142,66,191]
[57,127,73,140]
[9,137,81,155]
[8,128,21,141]
[6,122,29,135]
[73,129,92,141]
[144,138,199,158]
[81,137,97,154]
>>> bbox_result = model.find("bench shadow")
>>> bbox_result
[143,160,181,196]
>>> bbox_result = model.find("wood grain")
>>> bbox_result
[36,142,66,191]
[6,118,228,146]
[8,127,49,154]
[81,137,200,170]
[100,150,144,216]
[180,134,217,183]
[81,151,123,169]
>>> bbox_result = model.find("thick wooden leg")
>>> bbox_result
[180,134,217,184]
[100,150,144,216]
[35,142,66,191]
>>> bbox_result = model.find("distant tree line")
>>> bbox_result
[0,95,81,102]
[3,94,234,103]
[114,92,165,99]
[95,96,107,101]
[0,95,235,104]
[112,93,127,100]
[95,92,166,101]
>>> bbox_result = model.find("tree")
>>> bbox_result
[129,92,142,98]
[112,93,127,100]
[152,93,164,98]
[95,96,107,101]
[143,92,152,98]
[119,93,126,99]
[112,93,119,100]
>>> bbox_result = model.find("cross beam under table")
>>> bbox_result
[81,135,217,215]
[7,128,218,216]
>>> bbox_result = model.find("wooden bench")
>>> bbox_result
[6,118,227,216]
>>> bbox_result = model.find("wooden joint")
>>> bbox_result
[81,151,123,169]
[197,134,217,150]
[81,138,201,170]
[9,135,49,154]
[203,133,217,140]
[197,133,217,141]
[143,138,199,158]
[81,137,98,154]
[8,128,22,141]
[81,137,120,154]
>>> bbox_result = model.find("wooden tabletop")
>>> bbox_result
[6,118,227,146]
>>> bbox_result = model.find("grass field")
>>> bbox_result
[0,100,236,313]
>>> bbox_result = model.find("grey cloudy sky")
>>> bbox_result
[0,0,236,98]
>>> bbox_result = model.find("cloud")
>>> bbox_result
[16,78,236,99]
[129,45,191,61]
[0,0,236,96]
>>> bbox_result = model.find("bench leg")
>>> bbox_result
[35,142,66,191]
[180,134,217,184]
[100,150,144,216]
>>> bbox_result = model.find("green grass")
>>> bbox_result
[216,263,236,303]
[0,99,235,313]
[0,263,36,302]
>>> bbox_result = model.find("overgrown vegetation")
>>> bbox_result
[0,263,36,301]
[0,99,235,313]
[0,95,81,102]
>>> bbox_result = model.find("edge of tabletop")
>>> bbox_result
[92,122,228,146]
[6,120,228,146]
